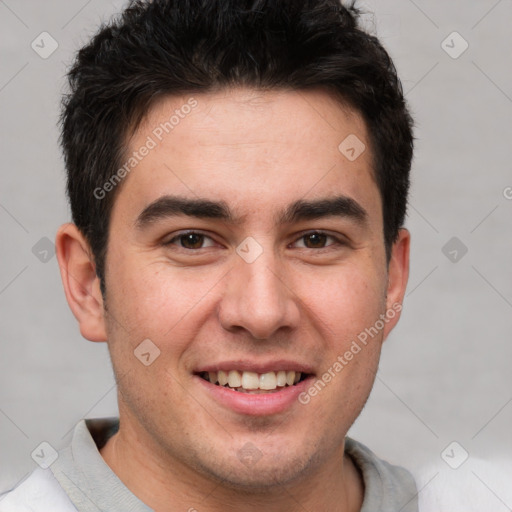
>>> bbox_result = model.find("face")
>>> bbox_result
[94,88,407,488]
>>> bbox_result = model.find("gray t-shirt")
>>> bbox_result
[0,417,418,511]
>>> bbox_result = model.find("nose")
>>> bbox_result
[218,250,301,340]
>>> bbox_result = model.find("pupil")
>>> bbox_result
[306,233,326,248]
[182,233,203,249]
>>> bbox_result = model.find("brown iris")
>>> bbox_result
[302,232,328,248]
[179,233,205,249]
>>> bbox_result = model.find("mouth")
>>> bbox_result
[193,361,316,415]
[197,370,311,394]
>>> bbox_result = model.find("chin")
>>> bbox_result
[193,445,319,491]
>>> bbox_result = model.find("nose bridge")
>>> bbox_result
[218,241,299,339]
[243,255,283,307]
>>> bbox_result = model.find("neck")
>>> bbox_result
[100,420,364,512]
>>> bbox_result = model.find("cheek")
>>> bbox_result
[107,257,205,332]
[312,263,386,407]
[104,256,226,377]
[301,260,387,342]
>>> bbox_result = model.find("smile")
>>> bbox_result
[198,370,309,393]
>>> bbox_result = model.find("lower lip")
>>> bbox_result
[195,375,314,416]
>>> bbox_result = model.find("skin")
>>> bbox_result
[56,87,410,512]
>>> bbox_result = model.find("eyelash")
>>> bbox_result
[164,230,346,252]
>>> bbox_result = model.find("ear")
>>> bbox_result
[55,223,107,342]
[382,228,410,341]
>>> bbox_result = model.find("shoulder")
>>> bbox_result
[416,455,512,512]
[345,437,419,512]
[0,468,77,512]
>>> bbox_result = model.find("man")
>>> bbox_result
[1,0,417,510]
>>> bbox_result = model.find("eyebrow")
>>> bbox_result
[135,194,368,229]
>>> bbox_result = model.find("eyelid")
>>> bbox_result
[164,229,346,250]
[164,229,218,248]
[290,230,346,249]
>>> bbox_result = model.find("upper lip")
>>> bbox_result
[195,359,315,375]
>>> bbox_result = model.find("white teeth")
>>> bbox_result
[228,370,242,388]
[241,371,259,390]
[218,370,228,386]
[202,370,305,391]
[276,370,287,387]
[259,372,277,390]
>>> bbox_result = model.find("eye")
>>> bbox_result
[164,230,345,252]
[292,231,344,250]
[165,231,217,250]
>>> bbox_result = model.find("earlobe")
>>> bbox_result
[382,228,410,341]
[55,223,107,342]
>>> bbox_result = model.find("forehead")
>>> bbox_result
[115,87,382,227]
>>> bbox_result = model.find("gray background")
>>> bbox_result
[1,0,511,509]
